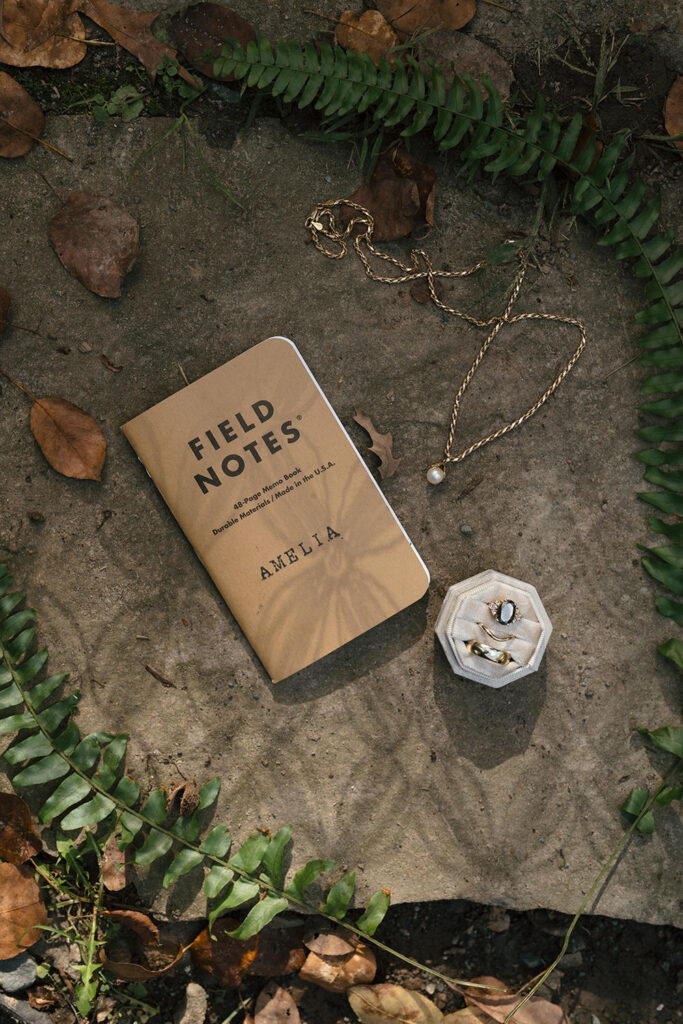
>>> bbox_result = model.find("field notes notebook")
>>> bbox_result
[122,336,429,682]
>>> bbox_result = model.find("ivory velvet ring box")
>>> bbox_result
[122,336,430,682]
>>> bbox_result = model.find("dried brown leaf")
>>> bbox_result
[191,917,260,988]
[0,71,44,158]
[410,277,444,304]
[353,407,402,480]
[376,0,476,40]
[0,285,10,337]
[443,1011,490,1024]
[348,983,443,1023]
[0,1,86,68]
[335,10,398,66]
[343,146,435,242]
[172,3,256,80]
[145,663,176,688]
[102,909,182,981]
[461,977,570,1024]
[253,982,301,1024]
[299,942,376,993]
[100,353,122,372]
[50,192,139,298]
[0,793,43,864]
[0,862,48,959]
[664,75,683,154]
[249,921,306,977]
[30,396,107,481]
[77,0,197,86]
[101,834,130,892]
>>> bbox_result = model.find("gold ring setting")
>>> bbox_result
[465,639,514,666]
[488,598,519,625]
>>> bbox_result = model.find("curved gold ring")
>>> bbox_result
[477,621,515,643]
[465,639,513,666]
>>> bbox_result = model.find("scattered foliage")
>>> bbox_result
[49,192,140,298]
[353,407,403,480]
[460,976,570,1024]
[246,982,301,1024]
[620,725,683,833]
[0,71,45,158]
[343,144,436,241]
[299,926,376,992]
[0,0,87,69]
[348,982,444,1023]
[0,862,47,959]
[29,396,107,480]
[101,909,183,981]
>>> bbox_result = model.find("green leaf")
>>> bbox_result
[112,776,140,806]
[171,810,200,843]
[200,825,232,858]
[641,725,683,757]
[26,673,68,710]
[163,849,204,888]
[356,889,390,935]
[14,648,48,684]
[655,596,683,625]
[657,638,683,671]
[260,825,292,887]
[14,752,71,786]
[71,735,103,772]
[0,609,36,643]
[655,785,682,805]
[39,774,92,824]
[649,518,683,541]
[642,555,683,595]
[0,683,21,710]
[198,777,221,810]
[3,731,53,764]
[208,879,260,930]
[204,864,234,899]
[639,542,683,567]
[96,735,128,790]
[227,894,289,939]
[620,787,654,833]
[61,793,115,830]
[323,871,356,919]
[134,828,173,866]
[142,788,168,824]
[230,830,270,873]
[639,490,683,515]
[285,858,336,902]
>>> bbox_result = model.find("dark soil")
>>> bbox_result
[126,899,682,1024]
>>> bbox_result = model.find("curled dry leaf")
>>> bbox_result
[0,285,10,336]
[50,192,139,299]
[30,396,107,481]
[252,982,301,1024]
[664,75,683,154]
[191,917,260,988]
[348,983,443,1023]
[0,71,45,158]
[172,3,257,80]
[304,926,354,956]
[0,793,43,864]
[0,1,86,69]
[0,862,48,959]
[376,0,476,40]
[353,407,402,481]
[335,10,399,66]
[343,145,436,242]
[443,1011,490,1024]
[298,934,376,993]
[101,833,130,892]
[461,977,570,1024]
[168,778,200,818]
[102,908,182,981]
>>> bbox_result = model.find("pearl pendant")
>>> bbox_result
[426,464,445,485]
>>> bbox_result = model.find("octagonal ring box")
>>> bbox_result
[435,569,552,687]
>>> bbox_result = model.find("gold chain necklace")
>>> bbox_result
[305,199,587,485]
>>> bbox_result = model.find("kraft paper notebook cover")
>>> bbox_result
[122,336,429,682]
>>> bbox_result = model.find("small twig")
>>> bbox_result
[1,116,72,161]
[602,352,640,381]
[145,663,176,688]
[178,362,190,386]
[455,473,484,501]
[479,0,516,11]
[56,31,115,46]
[33,168,63,202]
[0,365,38,403]
[2,321,42,337]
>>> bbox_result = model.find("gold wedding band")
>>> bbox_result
[465,639,513,666]
[477,621,516,643]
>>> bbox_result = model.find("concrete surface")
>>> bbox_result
[1,0,682,928]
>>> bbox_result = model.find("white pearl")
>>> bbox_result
[426,465,445,485]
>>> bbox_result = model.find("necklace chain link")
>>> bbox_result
[306,199,587,480]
